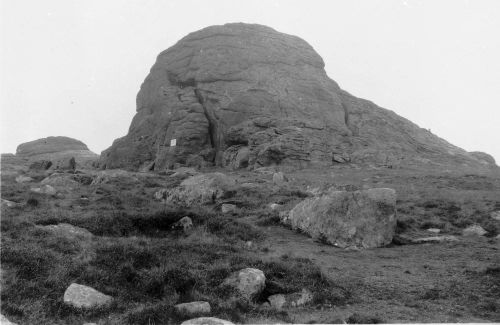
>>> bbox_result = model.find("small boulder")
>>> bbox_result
[0,314,18,325]
[174,301,211,317]
[63,283,112,309]
[29,160,52,170]
[30,184,57,195]
[284,188,397,249]
[154,189,168,201]
[269,203,282,210]
[170,167,199,179]
[1,199,18,208]
[426,228,441,234]
[180,317,234,325]
[268,288,313,310]
[15,175,33,183]
[222,268,265,301]
[221,204,237,214]
[172,216,193,233]
[490,211,500,221]
[462,225,487,237]
[41,173,80,189]
[166,173,237,206]
[272,172,287,185]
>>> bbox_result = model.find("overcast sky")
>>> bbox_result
[1,0,499,163]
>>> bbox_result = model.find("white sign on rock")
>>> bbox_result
[170,139,177,147]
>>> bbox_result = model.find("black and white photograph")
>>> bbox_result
[1,1,499,324]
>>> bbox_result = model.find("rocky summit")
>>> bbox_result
[100,23,496,171]
[15,136,98,169]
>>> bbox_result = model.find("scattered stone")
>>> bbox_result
[272,172,287,185]
[30,184,57,195]
[0,314,18,325]
[222,268,266,301]
[412,235,459,244]
[63,283,112,309]
[180,317,234,325]
[153,189,168,201]
[268,288,313,310]
[490,211,500,221]
[462,225,487,236]
[283,188,397,249]
[165,173,237,206]
[174,301,211,317]
[1,199,18,208]
[38,223,93,239]
[29,159,52,170]
[426,228,441,234]
[15,175,33,183]
[245,241,253,249]
[221,203,237,213]
[41,173,80,188]
[269,203,282,210]
[170,167,198,179]
[172,216,193,233]
[268,294,286,310]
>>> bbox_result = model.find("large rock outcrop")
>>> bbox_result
[100,23,497,171]
[15,136,99,169]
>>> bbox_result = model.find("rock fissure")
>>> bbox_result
[194,88,218,158]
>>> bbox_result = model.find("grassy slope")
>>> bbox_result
[1,163,499,324]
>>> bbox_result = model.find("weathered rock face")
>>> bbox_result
[283,188,397,249]
[16,136,99,169]
[100,23,497,171]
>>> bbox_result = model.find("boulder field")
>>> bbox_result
[99,23,496,171]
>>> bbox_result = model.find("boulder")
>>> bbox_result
[172,216,194,233]
[63,283,112,309]
[269,203,282,210]
[165,173,236,206]
[29,160,52,170]
[1,199,18,208]
[174,301,211,317]
[99,23,496,171]
[154,188,168,201]
[462,225,487,236]
[426,228,441,234]
[0,314,18,325]
[41,173,80,189]
[221,203,237,213]
[268,288,313,310]
[490,211,500,221]
[222,268,265,301]
[170,167,198,178]
[180,317,234,325]
[15,175,33,183]
[283,188,397,249]
[30,184,57,195]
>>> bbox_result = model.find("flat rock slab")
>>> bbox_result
[63,283,112,309]
[284,188,397,249]
[39,223,93,239]
[30,184,57,195]
[462,225,488,236]
[180,317,234,325]
[174,301,211,317]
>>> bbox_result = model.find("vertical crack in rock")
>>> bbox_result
[194,88,218,160]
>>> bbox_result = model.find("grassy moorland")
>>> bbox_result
[1,162,499,324]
